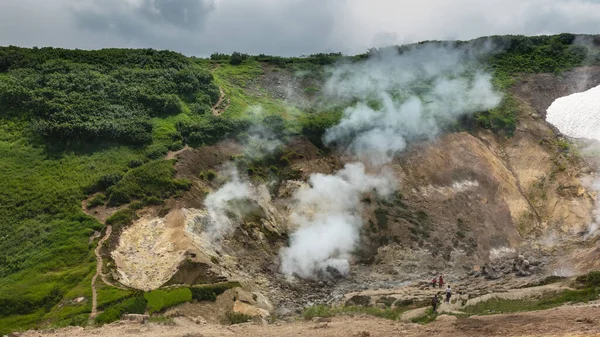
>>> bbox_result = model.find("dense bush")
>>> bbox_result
[475,95,518,136]
[0,287,62,316]
[95,296,147,325]
[298,110,343,148]
[144,288,192,314]
[105,209,136,227]
[575,271,600,288]
[190,287,217,302]
[176,115,252,147]
[189,282,240,302]
[229,52,248,66]
[87,193,106,209]
[106,160,190,206]
[97,173,123,190]
[486,34,592,75]
[0,48,219,146]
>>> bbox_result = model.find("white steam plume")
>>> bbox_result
[280,43,503,279]
[280,163,394,278]
[244,106,284,160]
[202,108,285,240]
[325,46,502,165]
[204,165,252,240]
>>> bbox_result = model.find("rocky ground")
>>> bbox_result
[13,302,600,337]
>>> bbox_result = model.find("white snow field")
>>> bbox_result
[546,85,600,141]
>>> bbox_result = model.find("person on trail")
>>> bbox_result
[431,293,440,312]
[431,277,437,288]
[445,285,452,303]
[438,274,444,288]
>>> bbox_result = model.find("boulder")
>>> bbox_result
[346,295,371,306]
[353,331,371,337]
[233,301,270,319]
[122,314,149,323]
[234,287,257,305]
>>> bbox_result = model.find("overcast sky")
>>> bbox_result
[1,0,600,56]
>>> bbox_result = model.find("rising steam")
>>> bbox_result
[280,43,503,278]
[279,163,394,278]
[324,45,502,165]
[204,165,252,240]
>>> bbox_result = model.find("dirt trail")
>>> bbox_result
[211,87,229,115]
[166,145,191,160]
[90,225,112,319]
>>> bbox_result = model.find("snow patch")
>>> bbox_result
[546,85,600,141]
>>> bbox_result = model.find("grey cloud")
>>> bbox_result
[71,0,214,46]
[2,0,600,56]
[138,0,215,30]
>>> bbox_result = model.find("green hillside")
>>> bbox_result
[0,33,599,334]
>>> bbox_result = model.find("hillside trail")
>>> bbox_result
[211,86,229,115]
[166,145,191,160]
[90,225,112,320]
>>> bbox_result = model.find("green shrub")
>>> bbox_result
[107,160,189,206]
[302,305,332,320]
[105,209,136,227]
[176,115,252,147]
[575,271,600,288]
[87,193,106,209]
[127,159,144,168]
[144,288,192,314]
[229,52,248,66]
[411,308,438,324]
[168,141,184,152]
[475,95,518,136]
[95,296,147,325]
[98,173,123,190]
[143,196,164,206]
[190,288,217,302]
[226,311,252,324]
[298,110,342,148]
[463,288,600,315]
[147,316,174,325]
[128,201,144,211]
[206,170,217,181]
[119,296,147,314]
[95,307,122,325]
[189,282,240,303]
[145,144,169,160]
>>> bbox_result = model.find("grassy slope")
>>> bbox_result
[0,120,140,334]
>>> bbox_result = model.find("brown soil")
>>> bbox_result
[511,66,600,118]
[166,145,192,160]
[18,304,600,337]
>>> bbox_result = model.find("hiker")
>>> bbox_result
[431,277,437,288]
[431,293,440,312]
[438,274,444,288]
[445,285,452,303]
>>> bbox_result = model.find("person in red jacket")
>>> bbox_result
[438,274,444,288]
[431,277,437,288]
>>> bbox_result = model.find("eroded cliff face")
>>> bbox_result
[105,67,599,305]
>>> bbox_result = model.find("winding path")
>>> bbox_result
[90,225,112,319]
[211,87,228,115]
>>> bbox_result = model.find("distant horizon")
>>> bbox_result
[2,32,598,58]
[2,0,600,57]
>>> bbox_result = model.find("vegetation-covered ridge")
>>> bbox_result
[0,33,600,334]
